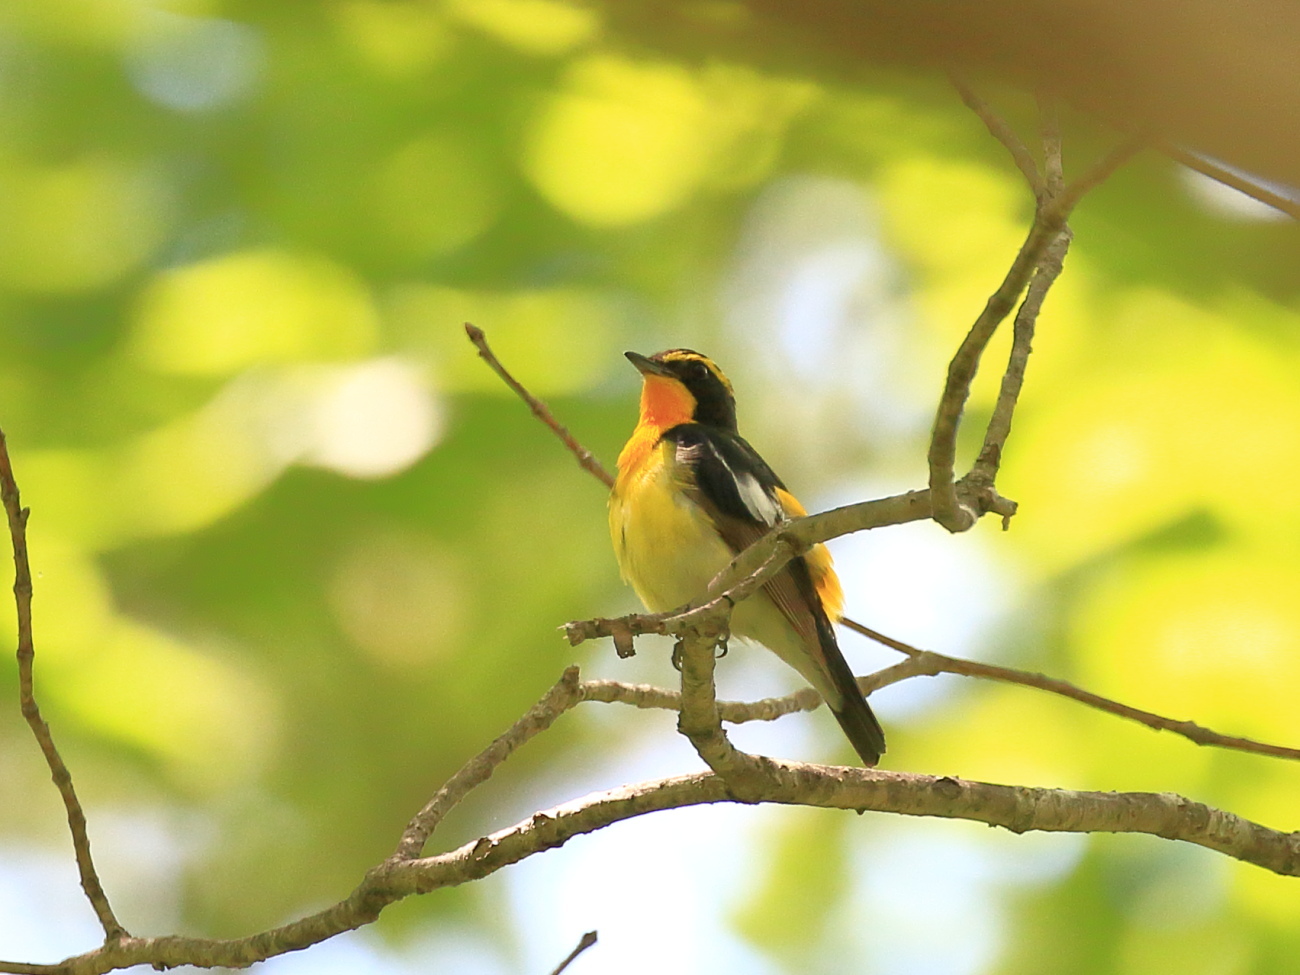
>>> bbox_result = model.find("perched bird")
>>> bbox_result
[608,348,886,766]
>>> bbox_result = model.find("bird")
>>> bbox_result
[608,348,886,766]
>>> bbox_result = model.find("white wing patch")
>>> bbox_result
[735,469,783,525]
[706,443,782,526]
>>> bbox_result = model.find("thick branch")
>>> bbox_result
[7,764,1296,974]
[0,430,126,942]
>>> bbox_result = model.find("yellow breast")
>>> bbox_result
[609,436,734,613]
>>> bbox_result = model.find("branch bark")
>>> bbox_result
[0,430,127,944]
[7,754,1298,975]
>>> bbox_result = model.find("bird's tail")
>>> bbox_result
[814,608,886,767]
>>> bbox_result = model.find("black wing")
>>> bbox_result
[662,423,885,765]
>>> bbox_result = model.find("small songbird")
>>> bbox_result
[608,349,886,766]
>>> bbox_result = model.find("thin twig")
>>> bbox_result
[949,74,1045,198]
[1049,135,1145,220]
[839,618,1300,763]
[579,656,925,726]
[562,539,798,648]
[927,116,1143,532]
[0,430,127,942]
[1156,140,1300,221]
[577,628,1300,764]
[464,323,615,488]
[964,95,1070,495]
[972,227,1072,488]
[549,931,598,975]
[926,213,1060,531]
[393,667,584,860]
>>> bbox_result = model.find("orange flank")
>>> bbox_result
[776,487,843,621]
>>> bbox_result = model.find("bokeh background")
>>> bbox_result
[1,2,1299,973]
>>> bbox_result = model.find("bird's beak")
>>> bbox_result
[625,351,672,377]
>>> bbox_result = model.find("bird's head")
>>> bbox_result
[625,348,737,431]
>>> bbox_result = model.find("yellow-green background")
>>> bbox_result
[1,2,1297,973]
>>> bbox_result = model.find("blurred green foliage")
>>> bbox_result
[1,1,1298,971]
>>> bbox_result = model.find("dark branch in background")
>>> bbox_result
[464,323,615,488]
[1157,140,1300,222]
[0,431,127,944]
[549,931,598,975]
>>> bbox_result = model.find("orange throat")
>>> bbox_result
[616,375,696,476]
[638,374,696,431]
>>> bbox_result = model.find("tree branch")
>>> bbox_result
[8,757,1297,974]
[970,224,1071,491]
[0,430,127,943]
[392,666,585,860]
[948,74,1045,199]
[464,322,615,488]
[1157,140,1300,221]
[840,620,1300,762]
[928,87,1144,532]
[549,931,598,975]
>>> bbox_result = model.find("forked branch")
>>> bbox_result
[927,83,1144,531]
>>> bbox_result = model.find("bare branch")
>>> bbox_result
[6,643,1299,974]
[674,624,768,796]
[549,931,598,975]
[1156,140,1300,222]
[393,666,584,860]
[7,762,1297,974]
[928,106,1144,532]
[1038,94,1064,194]
[949,75,1045,198]
[0,430,127,943]
[1049,135,1146,220]
[563,536,802,648]
[577,621,1300,764]
[972,226,1072,488]
[926,213,1062,531]
[464,323,615,488]
[840,619,1300,763]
